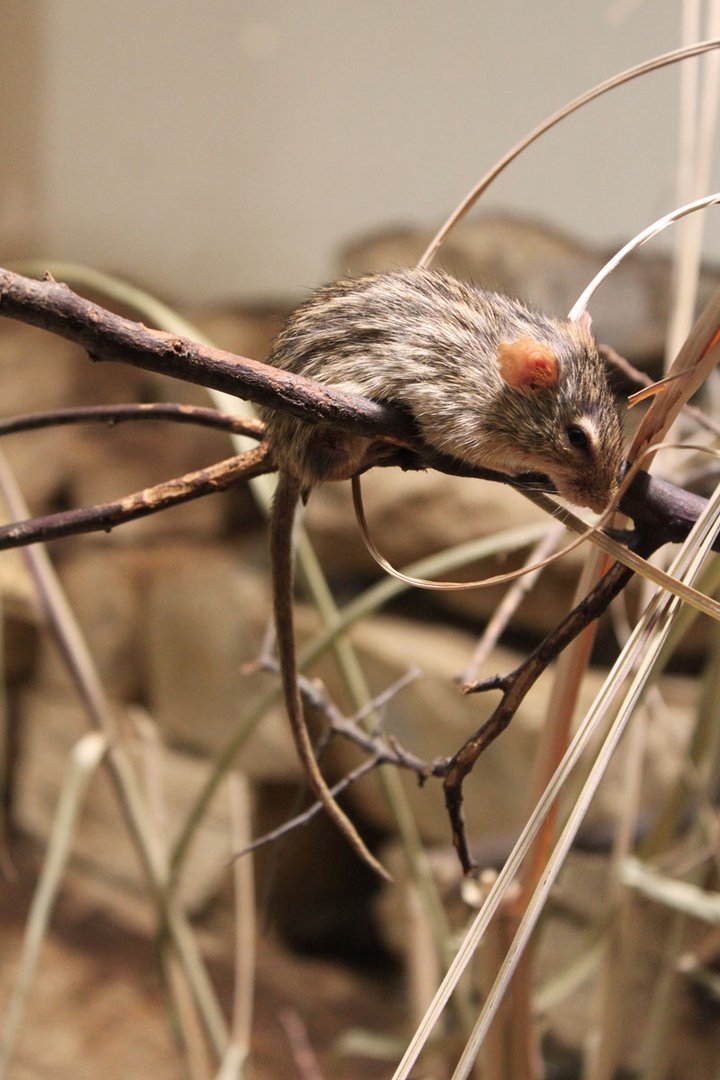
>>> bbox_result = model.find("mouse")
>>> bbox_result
[262,266,624,878]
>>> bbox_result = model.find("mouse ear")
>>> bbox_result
[497,337,559,392]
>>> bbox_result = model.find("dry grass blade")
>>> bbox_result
[418,39,720,268]
[458,521,566,684]
[0,733,107,1079]
[665,3,720,364]
[568,193,720,321]
[392,471,720,1080]
[620,857,720,923]
[352,475,605,592]
[215,775,255,1080]
[0,451,230,1058]
[526,491,720,621]
[447,479,720,1080]
[229,774,255,1066]
[507,549,614,1077]
[581,695,650,1079]
[628,285,720,462]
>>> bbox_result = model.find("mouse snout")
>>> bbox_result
[559,472,619,515]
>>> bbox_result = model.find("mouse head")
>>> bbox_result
[494,326,624,513]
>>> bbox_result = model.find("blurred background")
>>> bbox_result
[3,1,719,303]
[3,5,720,1079]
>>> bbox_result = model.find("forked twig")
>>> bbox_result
[438,547,653,872]
[232,664,427,858]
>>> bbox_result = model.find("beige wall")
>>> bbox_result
[0,3,45,257]
[3,2,719,303]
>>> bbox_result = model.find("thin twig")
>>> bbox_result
[0,268,417,444]
[233,756,381,858]
[440,554,644,872]
[599,342,720,436]
[0,402,265,439]
[0,445,272,548]
[260,659,427,767]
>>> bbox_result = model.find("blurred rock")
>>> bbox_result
[25,536,298,779]
[13,692,234,914]
[0,542,41,683]
[140,536,298,778]
[1,235,715,1078]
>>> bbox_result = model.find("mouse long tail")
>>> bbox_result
[270,473,391,882]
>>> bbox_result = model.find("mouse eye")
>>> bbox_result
[566,424,590,451]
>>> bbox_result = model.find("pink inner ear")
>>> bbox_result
[497,338,560,391]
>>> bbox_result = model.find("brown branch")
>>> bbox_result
[618,470,716,543]
[0,268,418,444]
[0,402,265,439]
[0,445,272,548]
[434,539,656,873]
[1,267,719,548]
[2,266,720,874]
